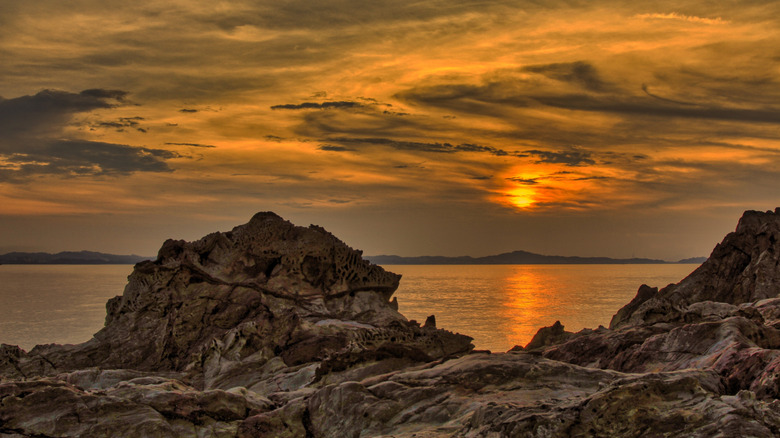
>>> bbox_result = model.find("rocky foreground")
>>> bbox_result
[2,210,780,437]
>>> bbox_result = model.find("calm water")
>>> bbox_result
[0,264,697,352]
[389,264,698,352]
[0,265,133,350]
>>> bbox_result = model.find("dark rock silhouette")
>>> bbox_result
[3,209,780,436]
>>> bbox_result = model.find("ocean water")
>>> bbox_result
[0,264,698,352]
[389,264,698,352]
[0,265,133,351]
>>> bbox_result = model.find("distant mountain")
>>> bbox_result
[366,250,703,265]
[677,257,707,264]
[0,251,151,265]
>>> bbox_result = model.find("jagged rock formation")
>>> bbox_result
[538,208,780,399]
[3,209,780,437]
[1,213,471,385]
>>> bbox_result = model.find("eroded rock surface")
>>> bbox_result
[3,209,780,437]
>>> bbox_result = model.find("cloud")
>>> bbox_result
[506,177,539,184]
[522,61,612,92]
[325,137,517,157]
[524,149,596,166]
[165,142,217,148]
[317,144,354,152]
[400,72,780,126]
[93,116,147,132]
[0,89,176,180]
[0,140,176,181]
[634,12,727,25]
[271,101,363,110]
[0,89,126,138]
[535,93,780,124]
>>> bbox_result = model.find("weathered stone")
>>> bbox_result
[524,320,573,350]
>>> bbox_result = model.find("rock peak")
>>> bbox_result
[248,211,284,222]
[735,208,780,234]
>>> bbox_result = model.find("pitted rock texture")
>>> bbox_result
[3,209,780,437]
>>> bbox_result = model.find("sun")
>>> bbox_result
[506,186,536,209]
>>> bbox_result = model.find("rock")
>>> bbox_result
[0,212,473,436]
[543,209,780,401]
[3,209,780,436]
[611,209,780,330]
[524,320,573,350]
[2,212,472,389]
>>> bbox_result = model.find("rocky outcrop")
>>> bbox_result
[3,209,780,437]
[0,212,471,388]
[541,208,780,401]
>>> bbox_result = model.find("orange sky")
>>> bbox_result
[1,1,779,260]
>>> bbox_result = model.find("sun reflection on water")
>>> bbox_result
[500,268,557,348]
[390,264,697,352]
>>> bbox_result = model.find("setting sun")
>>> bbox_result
[506,186,537,209]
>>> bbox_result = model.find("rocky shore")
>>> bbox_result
[2,209,780,436]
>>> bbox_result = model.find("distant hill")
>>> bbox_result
[676,257,708,264]
[0,251,151,265]
[366,250,704,265]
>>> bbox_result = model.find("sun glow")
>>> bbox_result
[506,186,536,209]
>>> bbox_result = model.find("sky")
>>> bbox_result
[1,0,780,261]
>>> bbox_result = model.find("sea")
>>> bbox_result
[0,264,699,352]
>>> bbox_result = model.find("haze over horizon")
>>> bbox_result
[2,1,780,261]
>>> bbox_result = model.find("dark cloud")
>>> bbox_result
[93,116,146,132]
[398,62,780,129]
[535,94,780,124]
[524,149,595,166]
[0,140,175,181]
[0,89,176,180]
[0,89,126,137]
[326,137,516,157]
[317,144,354,152]
[271,101,363,110]
[165,142,216,148]
[395,82,532,117]
[522,61,611,92]
[572,176,610,181]
[641,84,697,106]
[179,108,198,113]
[456,143,510,156]
[198,0,525,32]
[79,89,129,100]
[506,177,539,184]
[383,110,410,116]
